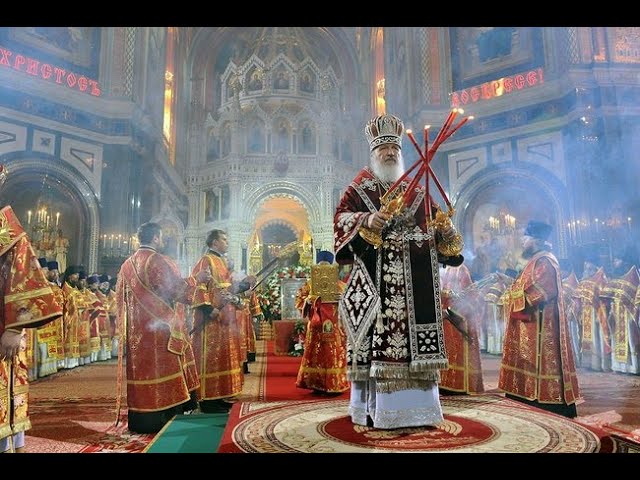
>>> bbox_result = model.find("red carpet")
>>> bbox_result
[27,395,152,453]
[263,340,349,402]
[25,362,153,453]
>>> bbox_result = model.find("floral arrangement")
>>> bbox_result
[290,319,306,356]
[257,264,310,322]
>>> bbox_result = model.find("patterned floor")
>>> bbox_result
[218,395,615,453]
[23,342,640,452]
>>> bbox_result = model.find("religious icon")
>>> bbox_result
[274,71,289,90]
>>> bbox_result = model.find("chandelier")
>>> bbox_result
[485,210,517,236]
[26,203,60,254]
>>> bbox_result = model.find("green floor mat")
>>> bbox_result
[144,413,229,453]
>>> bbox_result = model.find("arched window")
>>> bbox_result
[163,27,177,165]
[274,120,289,154]
[207,132,220,162]
[248,119,265,153]
[221,125,231,156]
[300,121,316,154]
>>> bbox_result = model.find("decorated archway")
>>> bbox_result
[454,164,570,277]
[246,195,313,275]
[0,156,100,273]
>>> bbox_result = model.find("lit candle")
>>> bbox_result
[405,130,429,194]
[432,108,457,149]
[103,234,107,248]
[567,222,572,244]
[118,234,122,249]
[423,125,431,219]
[110,234,114,248]
[27,210,32,225]
[438,115,473,147]
[55,212,60,227]
[423,125,430,155]
[628,217,632,233]
[46,215,49,229]
[576,220,582,244]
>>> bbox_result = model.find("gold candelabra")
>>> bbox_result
[26,204,61,255]
[485,211,517,236]
[101,232,137,258]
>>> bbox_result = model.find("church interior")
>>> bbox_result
[1,27,640,454]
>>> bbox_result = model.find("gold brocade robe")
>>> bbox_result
[600,266,640,368]
[191,252,243,401]
[84,289,106,354]
[295,279,349,393]
[0,206,63,441]
[62,281,81,360]
[238,290,260,360]
[116,247,200,413]
[484,275,511,355]
[439,264,484,394]
[95,290,114,353]
[76,288,92,358]
[37,283,65,364]
[499,251,579,405]
[573,268,610,370]
[562,272,581,362]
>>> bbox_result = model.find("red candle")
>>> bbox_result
[423,125,431,220]
[428,164,452,210]
[423,125,430,156]
[405,130,428,193]
[441,115,472,142]
[410,127,452,209]
[406,130,424,159]
[432,108,457,149]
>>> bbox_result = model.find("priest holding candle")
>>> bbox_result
[334,113,465,430]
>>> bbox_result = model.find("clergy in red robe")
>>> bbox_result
[1,199,63,452]
[439,263,484,394]
[499,220,580,418]
[116,222,210,434]
[295,250,349,394]
[190,229,245,413]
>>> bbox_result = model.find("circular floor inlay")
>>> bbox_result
[230,397,604,453]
